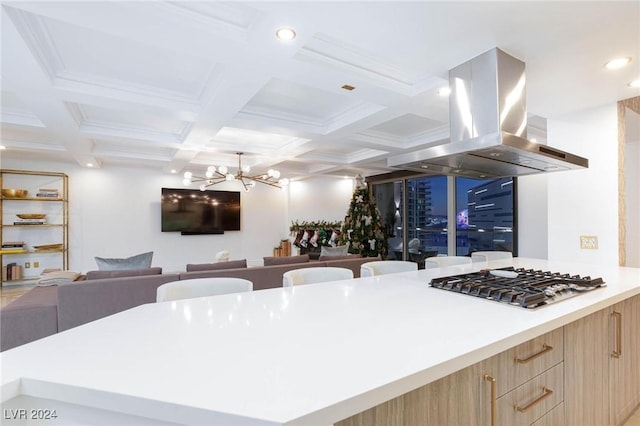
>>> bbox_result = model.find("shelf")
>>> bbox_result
[1,197,64,202]
[1,249,65,255]
[1,169,69,285]
[2,224,65,228]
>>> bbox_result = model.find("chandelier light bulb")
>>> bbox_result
[205,166,216,178]
[242,165,251,174]
[272,170,281,179]
[248,181,256,188]
[226,174,235,181]
[182,178,192,186]
[199,184,207,191]
[267,169,275,177]
[184,171,193,179]
[218,166,228,175]
[279,178,290,187]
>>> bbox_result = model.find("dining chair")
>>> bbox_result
[282,267,354,287]
[470,251,513,263]
[156,277,253,302]
[360,260,418,277]
[424,256,472,269]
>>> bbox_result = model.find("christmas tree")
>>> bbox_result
[339,175,388,258]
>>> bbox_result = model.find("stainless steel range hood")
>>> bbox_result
[388,48,588,179]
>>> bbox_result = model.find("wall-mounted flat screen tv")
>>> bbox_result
[161,188,240,234]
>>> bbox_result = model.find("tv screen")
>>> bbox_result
[161,188,240,233]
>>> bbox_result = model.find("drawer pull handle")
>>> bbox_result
[611,311,622,358]
[484,374,497,426]
[515,344,553,364]
[515,387,553,413]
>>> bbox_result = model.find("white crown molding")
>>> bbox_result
[1,108,45,127]
[7,7,224,111]
[238,101,385,136]
[3,6,65,83]
[1,139,67,152]
[153,2,262,42]
[54,64,223,111]
[65,102,194,144]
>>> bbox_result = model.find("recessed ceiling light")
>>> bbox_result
[437,87,451,96]
[605,56,632,70]
[275,27,296,41]
[86,163,94,167]
[629,79,640,88]
[0,145,6,150]
[170,169,177,174]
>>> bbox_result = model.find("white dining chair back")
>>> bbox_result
[156,277,253,302]
[282,267,354,287]
[471,251,513,263]
[424,256,472,269]
[360,260,417,277]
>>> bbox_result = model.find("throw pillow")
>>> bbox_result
[320,245,349,257]
[263,254,310,266]
[85,267,163,280]
[95,251,153,271]
[186,259,247,272]
[37,270,81,286]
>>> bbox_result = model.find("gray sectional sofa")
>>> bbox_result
[1,254,376,351]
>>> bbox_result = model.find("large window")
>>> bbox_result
[371,175,516,266]
[456,177,515,255]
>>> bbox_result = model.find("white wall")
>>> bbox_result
[1,159,354,272]
[545,104,619,265]
[287,178,354,223]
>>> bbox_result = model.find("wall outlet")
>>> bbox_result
[580,235,598,250]
[34,261,40,268]
[25,262,30,268]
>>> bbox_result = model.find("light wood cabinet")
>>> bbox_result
[610,295,640,426]
[335,329,564,426]
[563,307,610,426]
[336,295,639,426]
[564,293,640,426]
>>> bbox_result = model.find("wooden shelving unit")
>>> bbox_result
[0,169,69,286]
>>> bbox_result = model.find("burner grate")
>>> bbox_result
[429,267,605,309]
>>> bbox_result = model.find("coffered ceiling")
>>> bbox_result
[1,1,639,181]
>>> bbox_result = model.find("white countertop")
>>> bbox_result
[1,258,639,425]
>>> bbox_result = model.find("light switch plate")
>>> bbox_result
[580,235,598,249]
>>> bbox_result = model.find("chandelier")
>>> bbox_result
[183,152,289,192]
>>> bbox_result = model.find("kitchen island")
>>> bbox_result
[1,258,639,425]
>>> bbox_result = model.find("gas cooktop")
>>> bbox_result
[428,267,605,309]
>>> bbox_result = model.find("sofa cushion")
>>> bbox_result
[94,251,153,271]
[263,254,309,266]
[186,259,247,272]
[85,267,163,280]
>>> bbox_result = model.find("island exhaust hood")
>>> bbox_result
[388,48,588,179]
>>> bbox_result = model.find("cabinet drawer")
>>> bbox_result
[531,402,565,426]
[494,363,564,426]
[482,328,563,396]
